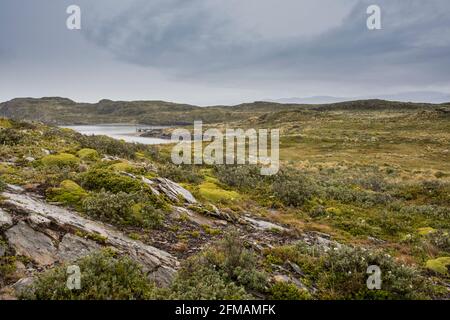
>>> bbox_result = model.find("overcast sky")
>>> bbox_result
[1,0,450,105]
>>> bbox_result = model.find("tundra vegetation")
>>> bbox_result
[0,99,449,300]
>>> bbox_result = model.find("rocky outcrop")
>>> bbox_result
[154,178,197,204]
[5,222,58,266]
[57,233,100,262]
[243,216,287,232]
[1,189,179,287]
[0,209,13,229]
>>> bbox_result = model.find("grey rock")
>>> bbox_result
[27,213,51,228]
[6,184,24,193]
[155,178,197,204]
[141,176,160,196]
[57,233,101,262]
[0,242,7,257]
[119,171,137,179]
[243,216,287,232]
[273,274,309,292]
[5,222,57,266]
[11,277,34,295]
[0,208,13,228]
[2,191,179,286]
[288,261,305,277]
[172,206,218,227]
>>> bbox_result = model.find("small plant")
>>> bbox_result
[158,164,204,184]
[0,128,24,145]
[269,282,311,300]
[0,177,6,192]
[20,250,159,300]
[40,153,79,169]
[80,168,143,193]
[82,190,165,228]
[76,148,100,161]
[47,180,88,207]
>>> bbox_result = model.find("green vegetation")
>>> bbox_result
[40,153,79,169]
[21,250,159,300]
[47,180,88,206]
[269,282,312,300]
[426,257,450,276]
[265,243,438,299]
[77,148,100,161]
[1,98,449,300]
[79,168,143,193]
[81,190,165,228]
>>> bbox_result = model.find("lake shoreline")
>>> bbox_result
[61,124,174,145]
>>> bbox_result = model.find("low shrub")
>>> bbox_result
[0,128,25,146]
[76,148,100,161]
[203,232,268,292]
[269,282,311,300]
[266,243,438,300]
[315,246,433,299]
[158,164,204,184]
[168,263,251,300]
[80,169,143,193]
[0,177,6,192]
[427,230,450,253]
[79,134,143,159]
[47,180,88,207]
[167,231,268,299]
[40,153,79,169]
[82,190,165,228]
[214,165,262,190]
[20,250,159,300]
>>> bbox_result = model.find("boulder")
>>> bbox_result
[57,233,101,262]
[5,222,57,266]
[11,277,34,296]
[141,176,160,196]
[0,208,13,228]
[172,206,217,227]
[243,216,288,232]
[2,190,179,286]
[155,178,197,204]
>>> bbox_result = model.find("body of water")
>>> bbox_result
[62,124,173,145]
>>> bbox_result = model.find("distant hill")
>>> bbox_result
[269,91,450,105]
[0,97,445,125]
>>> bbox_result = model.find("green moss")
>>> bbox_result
[110,162,136,173]
[197,182,241,203]
[0,163,16,175]
[418,227,436,236]
[326,207,343,215]
[40,153,79,169]
[47,180,88,206]
[80,169,143,193]
[269,282,312,300]
[77,148,100,161]
[0,118,12,128]
[426,257,450,275]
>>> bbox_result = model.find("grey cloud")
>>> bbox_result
[83,0,450,87]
